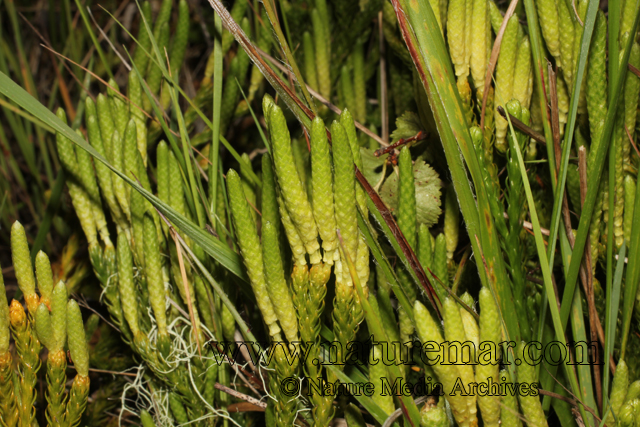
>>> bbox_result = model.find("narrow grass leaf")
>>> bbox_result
[603,242,626,410]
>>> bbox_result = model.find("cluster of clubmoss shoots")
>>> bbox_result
[225,95,371,421]
[0,222,90,426]
[55,36,239,421]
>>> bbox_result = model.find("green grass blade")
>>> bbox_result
[505,114,590,426]
[0,98,54,133]
[521,0,555,156]
[168,77,206,228]
[237,80,270,153]
[208,13,223,215]
[545,0,599,270]
[621,160,640,356]
[603,242,626,410]
[323,364,392,424]
[570,288,598,426]
[111,2,261,187]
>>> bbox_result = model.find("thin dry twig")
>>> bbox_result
[375,131,426,157]
[78,0,132,71]
[87,6,131,70]
[502,212,550,236]
[214,383,267,409]
[497,106,546,143]
[571,0,584,26]
[75,295,121,333]
[18,13,86,118]
[538,389,601,423]
[625,124,640,159]
[67,365,139,377]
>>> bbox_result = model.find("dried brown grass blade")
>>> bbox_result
[215,383,267,409]
[497,106,546,143]
[629,63,640,78]
[625,124,640,159]
[537,389,601,422]
[172,229,202,357]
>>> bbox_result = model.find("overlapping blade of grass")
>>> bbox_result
[518,7,577,381]
[504,114,592,425]
[621,160,640,357]
[604,242,625,410]
[206,0,442,315]
[527,0,600,412]
[0,42,44,191]
[135,2,213,228]
[208,13,224,217]
[391,0,521,342]
[542,0,599,272]
[0,98,55,133]
[561,5,640,331]
[570,288,599,424]
[520,0,554,153]
[0,71,247,282]
[166,70,207,227]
